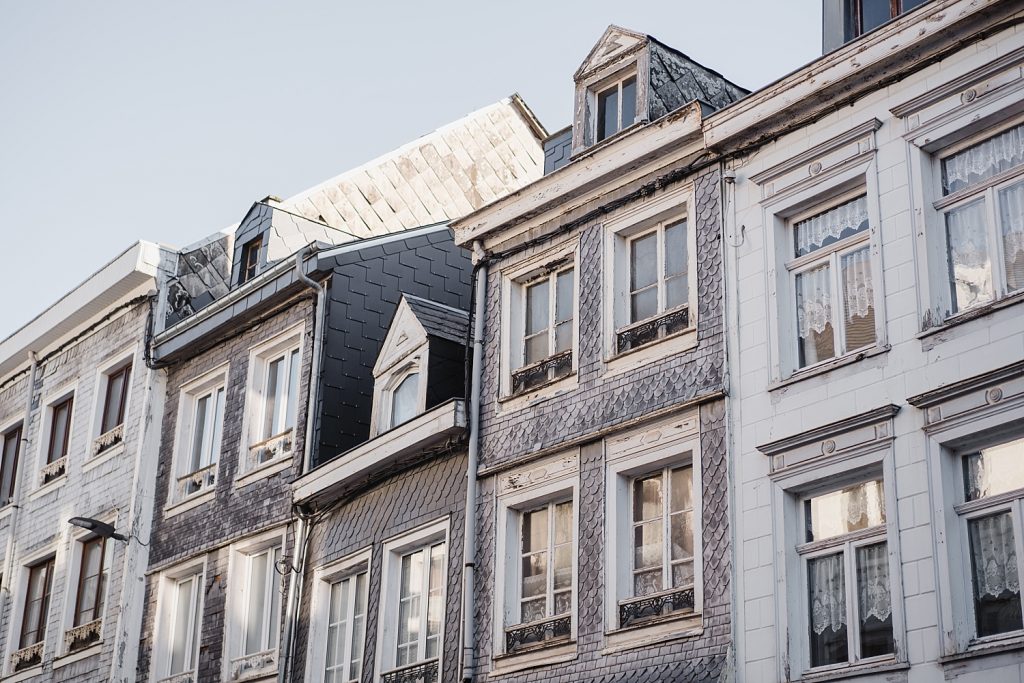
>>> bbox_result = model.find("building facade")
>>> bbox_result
[452,26,745,683]
[712,1,1024,681]
[0,242,165,683]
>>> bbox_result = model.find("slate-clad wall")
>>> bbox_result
[137,298,314,680]
[647,42,749,120]
[471,165,730,680]
[293,451,467,683]
[315,230,472,465]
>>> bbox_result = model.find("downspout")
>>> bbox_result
[279,244,324,683]
[461,241,487,682]
[2,352,37,606]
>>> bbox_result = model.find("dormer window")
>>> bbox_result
[596,76,637,143]
[240,236,263,284]
[389,372,420,429]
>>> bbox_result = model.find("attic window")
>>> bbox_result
[596,76,637,143]
[240,236,263,284]
[841,0,929,43]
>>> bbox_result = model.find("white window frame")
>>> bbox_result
[305,548,371,683]
[60,523,115,655]
[760,157,885,382]
[572,42,649,154]
[0,412,26,510]
[34,383,78,492]
[169,364,228,512]
[375,518,449,682]
[374,361,426,436]
[238,325,304,484]
[223,528,286,682]
[87,345,136,462]
[603,184,698,372]
[770,440,904,681]
[5,544,58,677]
[498,241,580,405]
[493,452,579,664]
[591,70,639,144]
[604,411,703,646]
[150,557,207,683]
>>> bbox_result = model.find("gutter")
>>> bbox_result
[279,244,327,683]
[461,241,487,681]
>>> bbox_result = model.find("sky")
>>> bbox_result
[0,1,821,340]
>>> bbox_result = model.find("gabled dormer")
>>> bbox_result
[370,295,469,437]
[569,25,747,157]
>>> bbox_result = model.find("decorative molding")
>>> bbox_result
[380,658,439,683]
[757,404,900,457]
[505,615,572,654]
[10,642,42,672]
[64,618,102,652]
[750,119,882,189]
[890,46,1024,118]
[498,452,578,496]
[40,455,67,485]
[618,587,694,628]
[230,648,276,681]
[175,462,217,502]
[92,423,124,455]
[246,429,293,472]
[907,360,1024,408]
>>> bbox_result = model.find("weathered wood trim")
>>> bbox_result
[749,118,882,186]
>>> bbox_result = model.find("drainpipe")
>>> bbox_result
[278,245,324,683]
[2,352,37,607]
[461,241,487,682]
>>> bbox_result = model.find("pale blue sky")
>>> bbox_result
[0,1,820,339]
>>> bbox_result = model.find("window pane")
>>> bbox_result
[633,522,662,571]
[621,78,637,129]
[631,288,658,324]
[633,474,663,523]
[263,359,282,439]
[946,199,994,312]
[524,333,548,366]
[351,573,366,678]
[670,465,693,513]
[554,502,572,545]
[554,590,572,616]
[597,86,618,142]
[555,270,573,324]
[525,279,549,338]
[208,388,224,467]
[806,480,886,542]
[942,123,1024,194]
[170,576,196,674]
[245,552,269,655]
[426,545,444,657]
[664,221,687,277]
[796,264,835,367]
[522,507,548,553]
[521,552,547,599]
[840,246,876,351]
[190,395,209,473]
[964,437,1024,501]
[999,180,1024,292]
[861,0,893,33]
[521,597,546,624]
[969,512,1023,637]
[630,232,658,292]
[390,373,419,428]
[856,542,894,658]
[808,552,848,667]
[101,369,127,434]
[672,561,694,589]
[49,399,72,462]
[794,195,869,257]
[397,552,422,665]
[670,511,694,562]
[1,427,21,505]
[285,349,300,432]
[553,545,572,591]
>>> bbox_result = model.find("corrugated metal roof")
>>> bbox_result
[402,294,469,345]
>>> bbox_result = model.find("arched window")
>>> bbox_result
[389,373,420,429]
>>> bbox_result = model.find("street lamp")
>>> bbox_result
[67,517,129,542]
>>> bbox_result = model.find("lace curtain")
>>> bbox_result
[943,123,1024,195]
[795,196,869,257]
[970,513,1020,599]
[1001,181,1024,291]
[796,266,832,338]
[856,544,892,624]
[809,554,846,635]
[841,248,874,320]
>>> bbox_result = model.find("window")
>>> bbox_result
[799,480,893,669]
[935,122,1024,315]
[157,569,204,681]
[174,374,226,503]
[13,557,54,671]
[242,331,303,477]
[595,76,637,143]
[389,372,419,429]
[95,363,130,454]
[378,522,448,683]
[788,193,876,369]
[958,436,1024,638]
[240,236,263,284]
[511,265,574,395]
[66,536,110,652]
[610,216,692,352]
[42,395,73,484]
[510,501,573,652]
[841,0,929,42]
[1,425,21,507]
[323,571,367,683]
[228,543,283,680]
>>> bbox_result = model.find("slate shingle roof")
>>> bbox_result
[403,293,470,345]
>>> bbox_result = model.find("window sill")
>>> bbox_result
[164,488,216,518]
[604,327,697,377]
[233,454,293,489]
[3,664,43,683]
[796,658,906,682]
[602,611,702,653]
[28,474,67,501]
[497,372,578,414]
[490,640,576,677]
[768,344,890,392]
[82,442,125,473]
[918,291,1024,343]
[0,504,14,522]
[53,642,102,669]
[940,631,1024,664]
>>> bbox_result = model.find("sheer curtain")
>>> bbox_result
[970,513,1020,599]
[1000,181,1024,292]
[856,544,892,624]
[809,554,846,635]
[943,124,1024,194]
[795,196,869,257]
[946,201,993,310]
[796,266,832,339]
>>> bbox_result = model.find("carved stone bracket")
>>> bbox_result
[10,641,42,672]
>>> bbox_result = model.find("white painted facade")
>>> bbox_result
[720,2,1024,682]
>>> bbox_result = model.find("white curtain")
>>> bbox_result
[795,196,869,256]
[809,554,846,635]
[857,544,892,624]
[841,248,874,321]
[946,201,993,309]
[970,513,1020,599]
[1000,181,1024,291]
[943,123,1024,194]
[796,266,832,338]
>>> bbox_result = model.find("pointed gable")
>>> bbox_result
[574,25,648,80]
